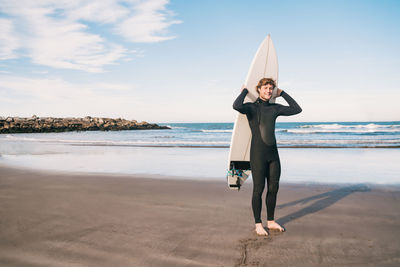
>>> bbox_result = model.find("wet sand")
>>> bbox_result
[0,165,399,266]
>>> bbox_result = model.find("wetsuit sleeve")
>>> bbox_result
[233,89,251,114]
[277,91,302,116]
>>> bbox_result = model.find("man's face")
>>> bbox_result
[259,84,274,100]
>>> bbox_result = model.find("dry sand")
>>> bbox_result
[0,165,399,266]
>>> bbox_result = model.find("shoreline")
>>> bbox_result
[1,162,400,189]
[2,141,400,149]
[68,144,400,149]
[1,165,400,266]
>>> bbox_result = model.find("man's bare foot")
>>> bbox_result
[255,223,269,236]
[267,220,285,232]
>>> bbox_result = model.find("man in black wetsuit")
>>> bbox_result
[233,78,302,236]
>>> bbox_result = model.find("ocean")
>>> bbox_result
[0,121,399,185]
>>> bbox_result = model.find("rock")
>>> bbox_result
[0,116,171,133]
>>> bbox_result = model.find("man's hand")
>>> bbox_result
[241,84,247,92]
[276,88,283,97]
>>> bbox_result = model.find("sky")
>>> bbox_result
[0,0,399,123]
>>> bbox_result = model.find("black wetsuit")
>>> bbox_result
[233,89,302,223]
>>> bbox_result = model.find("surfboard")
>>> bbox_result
[227,34,279,190]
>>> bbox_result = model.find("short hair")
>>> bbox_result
[256,78,276,93]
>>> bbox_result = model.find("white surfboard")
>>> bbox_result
[227,34,279,190]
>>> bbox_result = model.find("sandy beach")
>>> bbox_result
[0,165,399,267]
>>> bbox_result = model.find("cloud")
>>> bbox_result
[32,70,49,74]
[0,75,147,118]
[117,0,182,43]
[0,18,19,60]
[0,75,137,100]
[0,0,181,72]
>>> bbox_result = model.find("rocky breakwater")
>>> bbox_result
[0,115,170,133]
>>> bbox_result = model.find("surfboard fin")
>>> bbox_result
[236,175,242,191]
